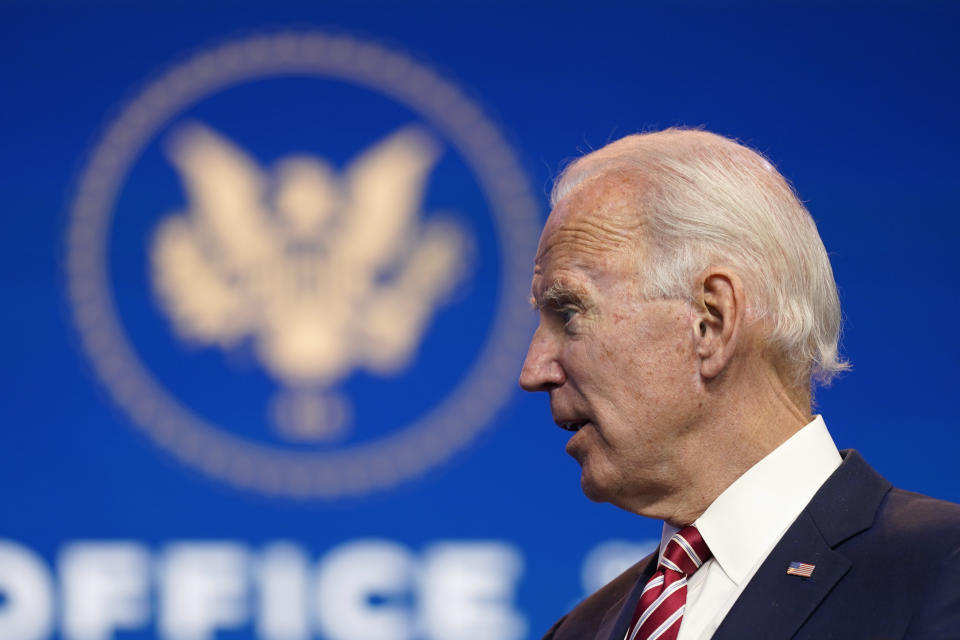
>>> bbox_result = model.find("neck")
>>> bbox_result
[646,359,812,527]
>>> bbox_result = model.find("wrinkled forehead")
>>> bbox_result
[535,171,646,269]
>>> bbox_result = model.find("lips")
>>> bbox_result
[556,420,587,432]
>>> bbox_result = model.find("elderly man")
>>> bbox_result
[520,129,960,639]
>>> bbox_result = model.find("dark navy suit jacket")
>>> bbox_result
[543,451,960,639]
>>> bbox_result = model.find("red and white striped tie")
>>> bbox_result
[624,526,711,640]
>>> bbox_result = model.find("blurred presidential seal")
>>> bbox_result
[65,32,539,498]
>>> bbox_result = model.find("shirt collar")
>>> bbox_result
[659,415,841,585]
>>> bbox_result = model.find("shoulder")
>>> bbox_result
[882,486,960,528]
[879,489,960,638]
[818,450,960,554]
[869,484,960,541]
[872,486,960,564]
[541,553,654,640]
[822,453,960,570]
[823,465,960,637]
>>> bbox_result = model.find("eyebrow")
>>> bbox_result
[529,280,589,310]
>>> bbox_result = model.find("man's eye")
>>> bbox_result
[558,307,578,324]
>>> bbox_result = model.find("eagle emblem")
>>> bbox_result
[151,122,468,440]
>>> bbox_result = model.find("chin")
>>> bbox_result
[579,468,615,504]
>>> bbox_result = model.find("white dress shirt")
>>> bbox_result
[660,415,842,640]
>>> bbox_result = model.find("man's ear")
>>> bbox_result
[694,268,744,380]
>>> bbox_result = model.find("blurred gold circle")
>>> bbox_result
[65,31,540,498]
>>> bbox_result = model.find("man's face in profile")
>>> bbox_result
[520,174,706,515]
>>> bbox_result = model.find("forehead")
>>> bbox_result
[534,172,645,282]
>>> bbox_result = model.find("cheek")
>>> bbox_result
[560,339,600,380]
[565,312,697,402]
[616,331,698,405]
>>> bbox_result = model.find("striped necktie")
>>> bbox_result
[624,526,711,640]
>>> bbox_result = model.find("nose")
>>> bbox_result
[519,325,565,392]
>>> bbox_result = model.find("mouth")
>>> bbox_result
[556,420,588,432]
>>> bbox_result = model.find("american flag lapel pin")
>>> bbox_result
[786,561,815,578]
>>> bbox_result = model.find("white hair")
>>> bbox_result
[552,128,849,387]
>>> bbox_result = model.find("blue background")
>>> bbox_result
[2,2,959,638]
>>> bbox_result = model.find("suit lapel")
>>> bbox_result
[712,511,850,639]
[713,450,892,640]
[598,553,658,640]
